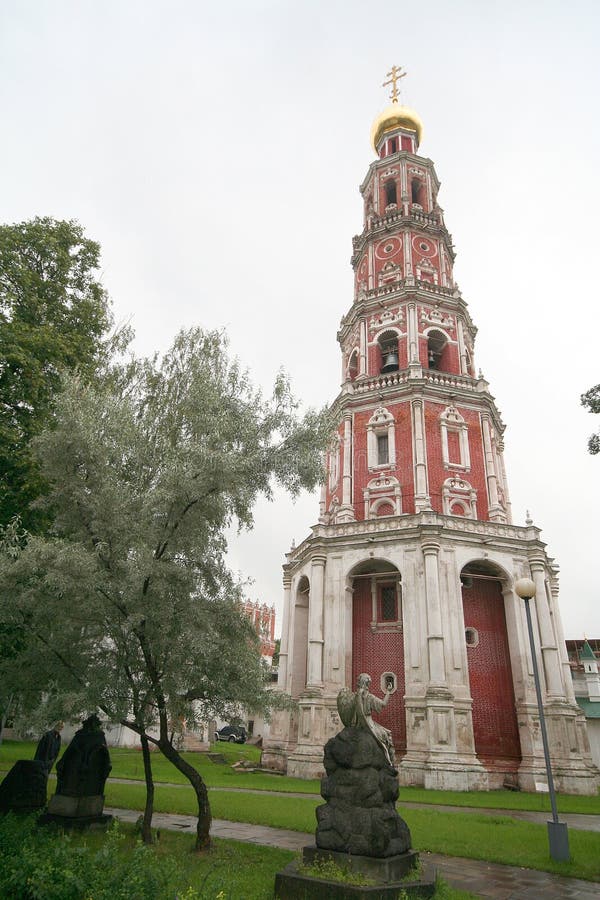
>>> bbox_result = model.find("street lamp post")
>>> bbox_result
[514,577,570,862]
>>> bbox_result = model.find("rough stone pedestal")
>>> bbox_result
[274,849,436,899]
[38,794,112,830]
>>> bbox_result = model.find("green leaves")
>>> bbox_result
[0,325,328,732]
[581,384,600,455]
[0,217,114,531]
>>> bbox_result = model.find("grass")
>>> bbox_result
[1,818,472,900]
[0,739,321,794]
[399,785,600,815]
[3,740,598,813]
[101,780,600,882]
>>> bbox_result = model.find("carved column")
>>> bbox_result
[481,414,503,521]
[529,558,564,699]
[278,573,292,692]
[306,555,326,687]
[359,319,367,376]
[407,302,418,363]
[411,399,430,511]
[456,317,468,375]
[548,566,576,703]
[422,539,446,686]
[338,414,355,522]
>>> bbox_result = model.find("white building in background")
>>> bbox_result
[567,639,600,768]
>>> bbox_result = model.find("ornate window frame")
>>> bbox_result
[442,476,477,519]
[367,406,396,471]
[328,434,341,491]
[369,576,402,633]
[363,473,401,520]
[440,404,470,471]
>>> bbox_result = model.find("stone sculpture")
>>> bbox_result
[40,714,112,828]
[34,722,63,774]
[274,674,435,896]
[0,760,48,814]
[315,674,408,858]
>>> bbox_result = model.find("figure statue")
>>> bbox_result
[337,672,396,768]
[34,721,63,774]
[55,714,111,798]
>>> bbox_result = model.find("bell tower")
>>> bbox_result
[262,70,599,794]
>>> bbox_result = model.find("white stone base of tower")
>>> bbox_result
[263,513,600,795]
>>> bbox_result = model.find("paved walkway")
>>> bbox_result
[106,806,600,899]
[106,778,600,833]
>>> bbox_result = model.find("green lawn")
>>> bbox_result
[0,817,473,900]
[3,740,598,814]
[101,780,600,882]
[0,740,322,794]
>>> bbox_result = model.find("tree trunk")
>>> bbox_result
[140,733,155,844]
[0,695,13,745]
[158,737,211,850]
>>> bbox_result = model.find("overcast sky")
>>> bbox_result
[1,1,598,638]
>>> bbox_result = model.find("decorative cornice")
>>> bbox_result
[284,511,547,569]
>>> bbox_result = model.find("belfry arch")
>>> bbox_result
[460,560,522,778]
[349,559,406,755]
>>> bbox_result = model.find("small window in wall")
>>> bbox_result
[385,181,397,206]
[465,627,479,648]
[379,584,397,621]
[377,433,389,465]
[411,179,422,205]
[389,137,398,153]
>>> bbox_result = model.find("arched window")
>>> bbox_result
[384,181,397,207]
[411,179,423,206]
[378,330,399,374]
[427,329,447,370]
[366,407,396,472]
[347,349,358,381]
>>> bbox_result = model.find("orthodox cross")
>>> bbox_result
[382,65,406,103]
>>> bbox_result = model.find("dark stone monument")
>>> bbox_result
[0,760,48,813]
[39,714,113,829]
[274,675,436,898]
[34,722,63,774]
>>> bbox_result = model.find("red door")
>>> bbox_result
[462,578,521,767]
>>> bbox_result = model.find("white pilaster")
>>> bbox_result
[411,399,430,510]
[278,574,292,692]
[530,558,565,699]
[306,555,326,687]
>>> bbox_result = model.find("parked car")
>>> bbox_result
[215,725,247,744]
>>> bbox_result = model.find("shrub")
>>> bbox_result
[0,815,189,899]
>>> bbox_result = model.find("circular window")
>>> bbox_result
[420,242,429,251]
[465,627,479,648]
[384,243,394,253]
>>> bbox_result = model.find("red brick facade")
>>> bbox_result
[462,579,521,765]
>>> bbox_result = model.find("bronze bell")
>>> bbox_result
[381,348,399,373]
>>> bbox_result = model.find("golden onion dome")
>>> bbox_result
[370,103,424,153]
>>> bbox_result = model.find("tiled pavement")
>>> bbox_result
[106,806,600,899]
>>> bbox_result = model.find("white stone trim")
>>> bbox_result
[367,406,396,471]
[363,473,402,520]
[440,404,471,471]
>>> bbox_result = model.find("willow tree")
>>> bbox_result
[0,328,330,849]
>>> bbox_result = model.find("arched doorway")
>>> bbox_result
[461,561,522,775]
[350,559,406,755]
